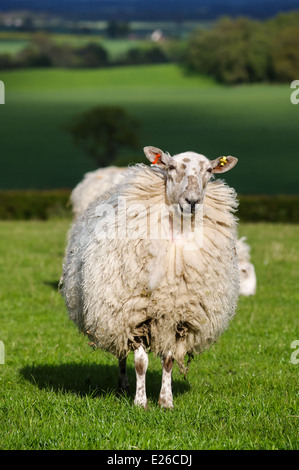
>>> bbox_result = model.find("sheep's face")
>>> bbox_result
[144,146,238,215]
[239,261,257,296]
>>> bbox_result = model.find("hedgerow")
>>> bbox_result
[0,190,298,222]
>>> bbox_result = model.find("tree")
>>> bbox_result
[123,45,168,65]
[181,12,299,84]
[182,17,272,84]
[76,43,109,68]
[16,32,54,68]
[106,20,130,38]
[16,33,110,69]
[66,106,140,167]
[0,53,15,70]
[271,25,299,82]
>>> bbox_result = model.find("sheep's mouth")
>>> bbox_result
[179,204,198,216]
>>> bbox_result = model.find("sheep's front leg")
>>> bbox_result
[158,352,174,409]
[118,357,129,393]
[134,345,148,408]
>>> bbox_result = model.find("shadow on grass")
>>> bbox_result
[43,280,60,291]
[20,362,190,404]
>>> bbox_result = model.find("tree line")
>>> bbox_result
[181,11,299,83]
[0,11,298,83]
[0,33,169,70]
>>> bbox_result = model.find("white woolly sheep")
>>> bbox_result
[60,146,239,408]
[70,166,126,218]
[237,236,257,296]
[71,166,255,297]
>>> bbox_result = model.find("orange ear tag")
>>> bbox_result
[152,154,161,165]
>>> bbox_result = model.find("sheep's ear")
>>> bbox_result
[143,146,170,168]
[211,156,238,174]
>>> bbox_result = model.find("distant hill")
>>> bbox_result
[1,0,299,21]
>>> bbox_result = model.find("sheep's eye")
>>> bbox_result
[168,165,176,171]
[207,168,213,173]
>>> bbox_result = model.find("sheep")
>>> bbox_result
[70,166,256,297]
[60,146,239,408]
[237,236,257,296]
[70,166,126,218]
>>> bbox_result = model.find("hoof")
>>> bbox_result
[134,398,148,409]
[158,397,174,409]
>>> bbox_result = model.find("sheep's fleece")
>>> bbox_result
[61,164,239,370]
[237,236,257,296]
[70,166,126,218]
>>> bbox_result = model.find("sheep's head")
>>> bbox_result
[239,261,257,296]
[144,146,238,215]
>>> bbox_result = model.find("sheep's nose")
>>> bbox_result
[185,197,200,212]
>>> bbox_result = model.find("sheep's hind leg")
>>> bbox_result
[118,357,129,394]
[158,352,174,409]
[134,345,148,408]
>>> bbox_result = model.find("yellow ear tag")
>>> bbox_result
[220,156,227,167]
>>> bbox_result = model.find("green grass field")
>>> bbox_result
[0,219,298,450]
[0,64,298,194]
[0,37,29,54]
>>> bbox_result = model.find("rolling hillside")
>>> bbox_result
[0,65,297,194]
